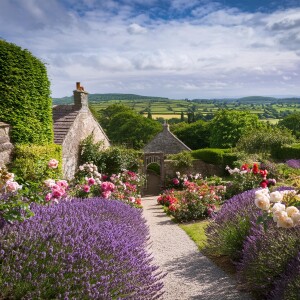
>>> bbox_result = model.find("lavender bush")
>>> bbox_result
[205,189,260,260]
[237,222,300,298]
[0,198,164,299]
[286,159,300,169]
[270,251,300,300]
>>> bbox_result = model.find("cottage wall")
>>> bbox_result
[62,110,110,179]
[0,122,13,168]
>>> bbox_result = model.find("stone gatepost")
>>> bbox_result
[0,122,13,167]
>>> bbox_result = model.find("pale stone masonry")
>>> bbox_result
[143,122,191,155]
[53,83,110,179]
[0,122,13,168]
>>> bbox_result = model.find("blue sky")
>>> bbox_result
[1,0,300,99]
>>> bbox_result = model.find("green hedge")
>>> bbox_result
[0,40,53,144]
[11,144,62,184]
[271,143,300,160]
[191,148,238,166]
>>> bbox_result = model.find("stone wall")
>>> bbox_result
[62,110,110,179]
[164,159,224,179]
[0,122,13,168]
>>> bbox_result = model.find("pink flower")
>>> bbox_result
[101,181,115,192]
[102,190,111,199]
[51,184,65,198]
[6,180,21,192]
[57,180,68,188]
[48,159,59,169]
[45,193,52,201]
[129,196,136,203]
[172,178,180,185]
[82,185,90,193]
[87,177,96,186]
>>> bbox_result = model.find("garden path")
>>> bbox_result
[142,196,252,300]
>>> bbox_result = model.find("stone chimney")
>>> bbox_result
[163,120,170,132]
[73,82,89,111]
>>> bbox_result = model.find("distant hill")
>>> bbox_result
[52,93,169,105]
[52,93,300,105]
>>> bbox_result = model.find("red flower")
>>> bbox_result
[252,163,259,174]
[260,180,268,188]
[260,169,268,178]
[241,163,249,171]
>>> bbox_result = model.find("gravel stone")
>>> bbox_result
[142,196,252,300]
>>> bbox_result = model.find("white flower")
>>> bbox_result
[270,191,283,203]
[271,203,286,213]
[273,210,288,222]
[44,179,56,188]
[176,172,180,177]
[255,195,270,211]
[79,165,84,171]
[277,216,294,228]
[286,206,299,217]
[291,213,300,226]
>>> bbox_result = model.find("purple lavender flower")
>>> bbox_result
[269,251,300,300]
[286,159,300,169]
[237,221,300,298]
[205,189,261,260]
[0,198,164,299]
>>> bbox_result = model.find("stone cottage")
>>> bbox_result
[53,82,110,179]
[143,122,191,155]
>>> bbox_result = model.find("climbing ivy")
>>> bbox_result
[0,40,53,144]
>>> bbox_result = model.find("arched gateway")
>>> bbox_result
[142,122,191,195]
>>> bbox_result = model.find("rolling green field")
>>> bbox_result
[89,99,300,122]
[53,93,300,122]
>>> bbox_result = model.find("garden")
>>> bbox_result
[1,39,300,299]
[157,159,300,299]
[0,141,166,299]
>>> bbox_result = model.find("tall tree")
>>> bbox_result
[171,120,210,150]
[210,110,261,148]
[278,112,300,138]
[101,105,162,149]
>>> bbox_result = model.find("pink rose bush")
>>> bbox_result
[158,173,225,222]
[71,163,144,208]
[0,167,33,223]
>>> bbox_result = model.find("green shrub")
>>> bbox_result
[191,148,227,165]
[167,151,193,170]
[80,135,142,174]
[271,143,300,160]
[0,40,53,144]
[237,126,295,157]
[222,153,238,167]
[11,144,62,184]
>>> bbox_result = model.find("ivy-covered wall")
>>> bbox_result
[0,40,53,144]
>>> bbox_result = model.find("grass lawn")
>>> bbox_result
[180,220,236,275]
[179,220,209,251]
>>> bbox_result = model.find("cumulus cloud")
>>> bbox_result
[1,0,300,98]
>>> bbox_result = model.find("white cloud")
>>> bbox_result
[1,1,300,98]
[127,23,147,34]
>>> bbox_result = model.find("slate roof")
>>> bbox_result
[143,123,191,155]
[52,105,80,144]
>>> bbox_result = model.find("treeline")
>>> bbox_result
[93,103,300,151]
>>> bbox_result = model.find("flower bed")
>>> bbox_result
[205,187,300,298]
[0,198,164,299]
[158,175,225,222]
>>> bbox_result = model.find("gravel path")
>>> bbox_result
[142,196,252,300]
